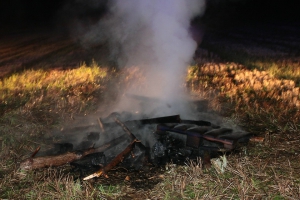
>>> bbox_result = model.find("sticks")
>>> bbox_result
[97,117,105,132]
[31,146,41,158]
[102,115,181,127]
[20,145,109,171]
[84,118,141,180]
[114,117,137,140]
[83,139,137,180]
[19,134,128,170]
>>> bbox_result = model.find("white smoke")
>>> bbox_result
[78,0,206,117]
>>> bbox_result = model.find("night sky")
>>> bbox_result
[0,0,63,28]
[0,0,299,32]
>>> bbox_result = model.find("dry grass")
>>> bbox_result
[0,61,158,200]
[187,62,300,133]
[0,61,107,117]
[150,132,300,199]
[1,56,299,199]
[201,24,300,87]
[0,62,112,199]
[1,26,300,199]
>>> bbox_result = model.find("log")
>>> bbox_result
[157,124,234,149]
[114,117,148,152]
[114,117,137,140]
[20,134,128,170]
[83,139,137,180]
[180,119,212,127]
[102,113,181,126]
[83,118,142,180]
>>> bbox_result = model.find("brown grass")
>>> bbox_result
[1,28,300,199]
[2,56,299,199]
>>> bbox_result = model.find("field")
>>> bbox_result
[1,23,300,199]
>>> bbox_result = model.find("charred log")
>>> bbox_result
[102,114,181,126]
[157,124,235,150]
[20,134,129,170]
[83,139,138,180]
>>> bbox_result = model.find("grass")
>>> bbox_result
[201,26,300,87]
[0,61,111,199]
[1,28,300,199]
[1,58,300,199]
[202,44,300,87]
[97,184,122,198]
[151,145,300,199]
[0,61,107,116]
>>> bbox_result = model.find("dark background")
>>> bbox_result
[0,0,63,28]
[0,0,299,31]
[203,0,299,27]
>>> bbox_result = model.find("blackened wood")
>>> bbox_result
[114,117,137,140]
[83,139,137,180]
[103,115,181,127]
[131,115,181,125]
[180,119,212,127]
[19,134,128,170]
[157,124,234,149]
[31,146,41,158]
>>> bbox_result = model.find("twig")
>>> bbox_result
[114,117,136,140]
[97,117,105,132]
[83,139,137,180]
[114,117,146,148]
[20,134,128,170]
[83,118,144,180]
[31,146,41,158]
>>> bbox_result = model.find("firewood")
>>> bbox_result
[19,134,128,170]
[114,117,137,140]
[31,146,41,158]
[102,113,181,126]
[115,117,150,160]
[97,117,105,132]
[83,139,137,180]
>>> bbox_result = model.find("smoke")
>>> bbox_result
[68,0,206,117]
[47,1,249,163]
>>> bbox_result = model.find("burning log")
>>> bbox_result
[83,139,138,180]
[19,134,129,170]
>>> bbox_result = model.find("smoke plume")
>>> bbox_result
[72,0,206,117]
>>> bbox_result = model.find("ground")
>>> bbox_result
[0,22,300,199]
